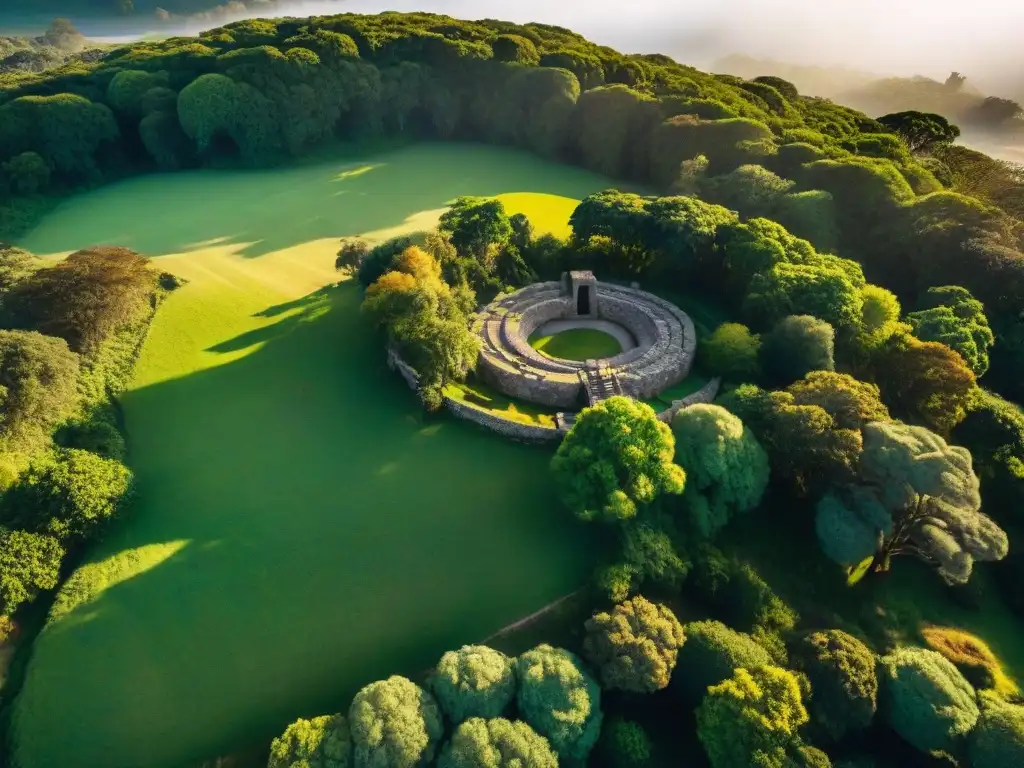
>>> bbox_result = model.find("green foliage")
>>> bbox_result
[4,246,157,355]
[920,626,1017,696]
[594,562,638,603]
[572,85,661,180]
[672,404,769,538]
[856,284,902,353]
[357,236,416,288]
[551,396,685,522]
[696,665,808,768]
[0,448,133,544]
[0,528,64,615]
[745,262,862,332]
[877,111,960,154]
[953,388,1024,520]
[438,197,512,260]
[515,644,602,762]
[674,619,774,705]
[791,630,877,742]
[702,322,761,380]
[787,372,889,430]
[348,676,443,768]
[569,189,736,279]
[0,93,118,182]
[759,315,835,386]
[874,332,977,434]
[139,110,194,170]
[429,645,516,723]
[969,691,1024,768]
[0,245,41,296]
[719,384,861,495]
[649,115,775,183]
[907,285,994,377]
[878,647,978,756]
[268,713,351,768]
[0,330,80,454]
[106,69,169,118]
[438,718,557,768]
[491,35,540,66]
[621,519,691,590]
[820,421,1007,583]
[2,152,51,195]
[600,718,652,768]
[583,595,685,693]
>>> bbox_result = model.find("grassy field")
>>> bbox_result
[529,327,622,361]
[9,142,618,768]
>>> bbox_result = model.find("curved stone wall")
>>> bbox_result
[474,280,697,408]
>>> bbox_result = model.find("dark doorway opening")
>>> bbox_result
[578,285,591,315]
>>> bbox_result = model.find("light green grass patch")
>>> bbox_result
[445,379,558,427]
[529,328,622,361]
[10,142,615,768]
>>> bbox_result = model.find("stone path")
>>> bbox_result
[533,318,637,352]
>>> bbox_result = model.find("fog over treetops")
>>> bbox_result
[250,0,1023,95]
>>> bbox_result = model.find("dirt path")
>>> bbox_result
[481,587,587,643]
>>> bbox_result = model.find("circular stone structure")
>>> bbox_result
[474,271,697,409]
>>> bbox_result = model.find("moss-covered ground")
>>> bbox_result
[9,142,615,768]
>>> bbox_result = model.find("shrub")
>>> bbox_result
[595,562,639,603]
[2,152,51,195]
[600,718,652,768]
[621,520,691,590]
[759,315,835,385]
[0,528,64,615]
[701,323,761,380]
[920,626,1017,696]
[696,665,808,768]
[583,596,685,693]
[429,645,516,723]
[357,236,417,287]
[791,630,878,742]
[348,676,443,768]
[0,330,80,454]
[674,619,773,704]
[672,404,770,539]
[438,718,556,768]
[268,714,351,768]
[0,448,133,544]
[491,34,540,66]
[515,644,602,762]
[969,691,1024,768]
[4,246,157,355]
[878,647,979,756]
[786,372,889,430]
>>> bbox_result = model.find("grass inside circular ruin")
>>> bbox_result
[529,328,623,361]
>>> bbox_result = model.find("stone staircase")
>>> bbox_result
[580,362,624,406]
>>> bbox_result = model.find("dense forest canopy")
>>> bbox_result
[3,9,1024,768]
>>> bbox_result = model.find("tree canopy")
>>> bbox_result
[515,644,603,762]
[583,596,686,693]
[268,714,351,768]
[551,396,685,522]
[438,718,557,768]
[671,404,770,538]
[429,645,516,724]
[348,676,443,768]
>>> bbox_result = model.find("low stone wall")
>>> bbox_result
[478,358,582,409]
[388,347,563,442]
[445,399,561,442]
[657,378,722,423]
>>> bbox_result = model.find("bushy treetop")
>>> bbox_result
[672,404,770,538]
[268,713,351,768]
[438,717,556,768]
[786,371,889,430]
[907,285,995,377]
[696,665,808,768]
[429,645,516,723]
[583,595,685,693]
[551,396,685,523]
[878,647,979,756]
[674,619,774,704]
[348,676,443,768]
[791,630,878,742]
[969,691,1024,768]
[515,644,602,762]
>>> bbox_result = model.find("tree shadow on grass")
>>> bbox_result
[11,282,600,768]
[17,142,626,261]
